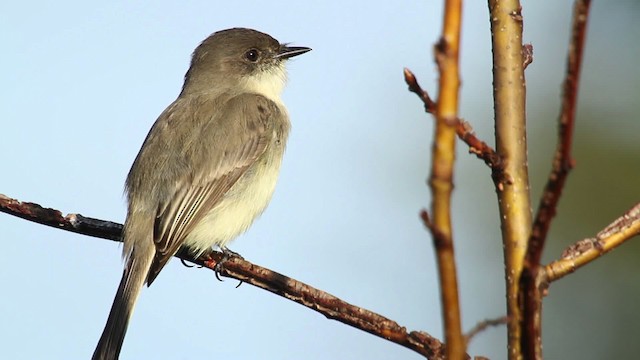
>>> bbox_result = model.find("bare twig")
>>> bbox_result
[487,1,532,359]
[420,209,434,230]
[428,0,465,358]
[0,194,123,241]
[522,44,534,69]
[544,202,640,284]
[404,68,502,171]
[405,68,437,112]
[464,316,509,344]
[520,1,592,358]
[526,0,591,288]
[0,193,453,359]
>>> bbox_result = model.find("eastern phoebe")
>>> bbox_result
[92,28,310,360]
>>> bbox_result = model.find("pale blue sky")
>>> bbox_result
[2,1,639,359]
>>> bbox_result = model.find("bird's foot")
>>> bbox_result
[180,258,195,268]
[221,246,244,259]
[213,247,244,285]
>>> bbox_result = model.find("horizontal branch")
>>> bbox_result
[0,193,450,359]
[0,194,123,241]
[543,202,640,284]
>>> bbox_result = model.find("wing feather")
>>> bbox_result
[142,93,278,285]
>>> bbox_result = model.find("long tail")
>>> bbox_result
[92,248,153,360]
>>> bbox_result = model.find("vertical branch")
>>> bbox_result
[430,0,465,358]
[487,1,532,359]
[521,1,592,358]
[526,0,592,277]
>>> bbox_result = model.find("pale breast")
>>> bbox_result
[182,130,286,253]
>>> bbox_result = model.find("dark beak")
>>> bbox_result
[276,46,312,59]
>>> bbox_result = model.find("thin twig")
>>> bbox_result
[520,1,592,358]
[464,316,508,344]
[405,68,437,112]
[544,202,640,284]
[404,68,502,172]
[522,44,534,69]
[0,193,453,359]
[420,209,434,230]
[526,0,591,288]
[428,0,465,358]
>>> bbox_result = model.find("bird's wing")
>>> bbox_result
[146,93,280,285]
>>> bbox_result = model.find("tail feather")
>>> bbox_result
[92,251,153,360]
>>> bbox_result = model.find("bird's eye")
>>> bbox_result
[245,49,259,62]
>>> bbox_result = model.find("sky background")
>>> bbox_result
[2,1,639,359]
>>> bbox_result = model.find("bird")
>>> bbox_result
[92,27,310,360]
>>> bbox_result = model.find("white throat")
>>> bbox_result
[240,63,287,105]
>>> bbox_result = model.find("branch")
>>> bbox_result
[487,1,532,359]
[0,193,452,359]
[520,1,592,358]
[464,316,509,344]
[426,0,465,358]
[404,68,502,172]
[526,0,591,281]
[544,202,640,284]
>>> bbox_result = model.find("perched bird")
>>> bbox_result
[92,28,310,360]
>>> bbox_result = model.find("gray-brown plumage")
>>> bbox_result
[92,28,309,360]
